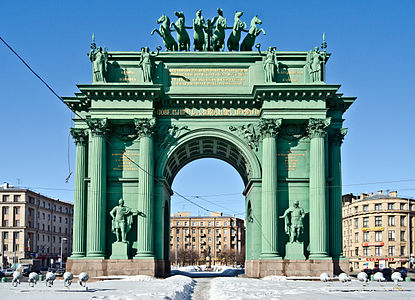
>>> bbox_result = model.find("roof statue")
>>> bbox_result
[151,9,266,52]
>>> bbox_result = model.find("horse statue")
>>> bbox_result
[171,11,191,51]
[212,8,227,51]
[193,9,206,51]
[151,14,178,51]
[227,11,247,51]
[240,15,266,51]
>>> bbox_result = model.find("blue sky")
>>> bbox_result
[1,1,414,217]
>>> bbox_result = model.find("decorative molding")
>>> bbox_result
[229,124,260,151]
[86,118,110,136]
[306,118,331,138]
[134,118,156,138]
[258,118,282,138]
[330,128,348,145]
[70,128,88,144]
[112,124,139,142]
[157,124,190,150]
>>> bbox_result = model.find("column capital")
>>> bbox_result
[330,128,348,145]
[134,118,156,138]
[70,128,88,145]
[258,118,282,138]
[86,118,110,136]
[306,118,331,138]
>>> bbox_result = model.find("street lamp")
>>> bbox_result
[13,230,23,270]
[60,238,67,268]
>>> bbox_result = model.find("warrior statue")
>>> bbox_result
[88,34,108,83]
[307,46,327,82]
[110,199,144,243]
[138,46,160,83]
[264,46,278,83]
[279,201,305,243]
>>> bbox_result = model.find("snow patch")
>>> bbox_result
[261,275,288,281]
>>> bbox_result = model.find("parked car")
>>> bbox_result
[381,268,393,281]
[0,270,4,278]
[395,267,408,279]
[1,268,14,276]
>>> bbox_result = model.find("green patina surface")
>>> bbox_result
[64,33,355,270]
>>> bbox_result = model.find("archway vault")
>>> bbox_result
[156,128,262,188]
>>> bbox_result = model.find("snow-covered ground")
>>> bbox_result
[0,274,413,299]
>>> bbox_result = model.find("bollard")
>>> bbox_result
[370,274,375,281]
[1,277,7,283]
[405,276,411,282]
[39,274,44,281]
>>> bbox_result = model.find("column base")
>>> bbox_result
[86,252,106,259]
[245,259,349,277]
[260,252,282,260]
[134,252,155,259]
[69,253,85,259]
[309,253,330,260]
[66,259,170,277]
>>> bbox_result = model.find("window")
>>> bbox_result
[400,203,405,210]
[184,229,188,234]
[216,221,220,226]
[354,218,359,228]
[400,231,405,241]
[192,237,195,242]
[400,216,405,226]
[388,203,394,210]
[200,222,204,226]
[3,220,8,227]
[59,206,62,212]
[355,232,359,243]
[53,205,56,211]
[14,207,20,214]
[388,230,395,241]
[224,237,227,242]
[53,216,56,222]
[3,244,8,251]
[208,221,211,226]
[13,195,20,202]
[42,224,45,230]
[2,207,8,214]
[59,217,62,223]
[2,195,9,202]
[65,217,68,224]
[192,222,196,226]
[15,220,20,227]
[43,213,45,219]
[354,206,359,213]
[375,216,382,226]
[42,201,45,208]
[363,231,369,242]
[231,221,235,226]
[193,229,196,234]
[176,221,180,226]
[48,214,50,221]
[224,221,228,226]
[224,229,228,234]
[388,216,395,226]
[375,203,381,211]
[208,237,211,242]
[3,232,8,239]
[37,212,40,218]
[208,229,211,234]
[375,246,382,256]
[355,247,359,256]
[363,217,369,227]
[388,246,395,256]
[363,205,369,212]
[15,232,20,239]
[176,229,179,234]
[363,246,369,256]
[184,221,188,226]
[48,203,50,209]
[401,246,406,256]
[176,237,179,242]
[65,208,68,214]
[375,231,382,242]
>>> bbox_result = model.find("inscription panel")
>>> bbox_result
[156,108,260,117]
[168,68,249,86]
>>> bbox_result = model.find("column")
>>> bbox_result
[329,128,347,258]
[69,128,88,258]
[259,118,282,259]
[86,118,109,258]
[307,118,331,259]
[134,118,155,258]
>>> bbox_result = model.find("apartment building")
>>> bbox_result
[170,212,245,265]
[0,182,73,268]
[342,190,415,270]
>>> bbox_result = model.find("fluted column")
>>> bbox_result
[259,118,282,259]
[86,118,109,258]
[70,128,88,258]
[329,128,347,258]
[307,118,331,259]
[134,118,156,258]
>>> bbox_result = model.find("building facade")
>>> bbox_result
[342,190,415,270]
[170,212,245,265]
[0,182,74,268]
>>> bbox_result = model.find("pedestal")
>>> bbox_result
[110,242,130,259]
[284,242,305,260]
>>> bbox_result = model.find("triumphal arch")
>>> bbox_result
[64,10,355,277]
